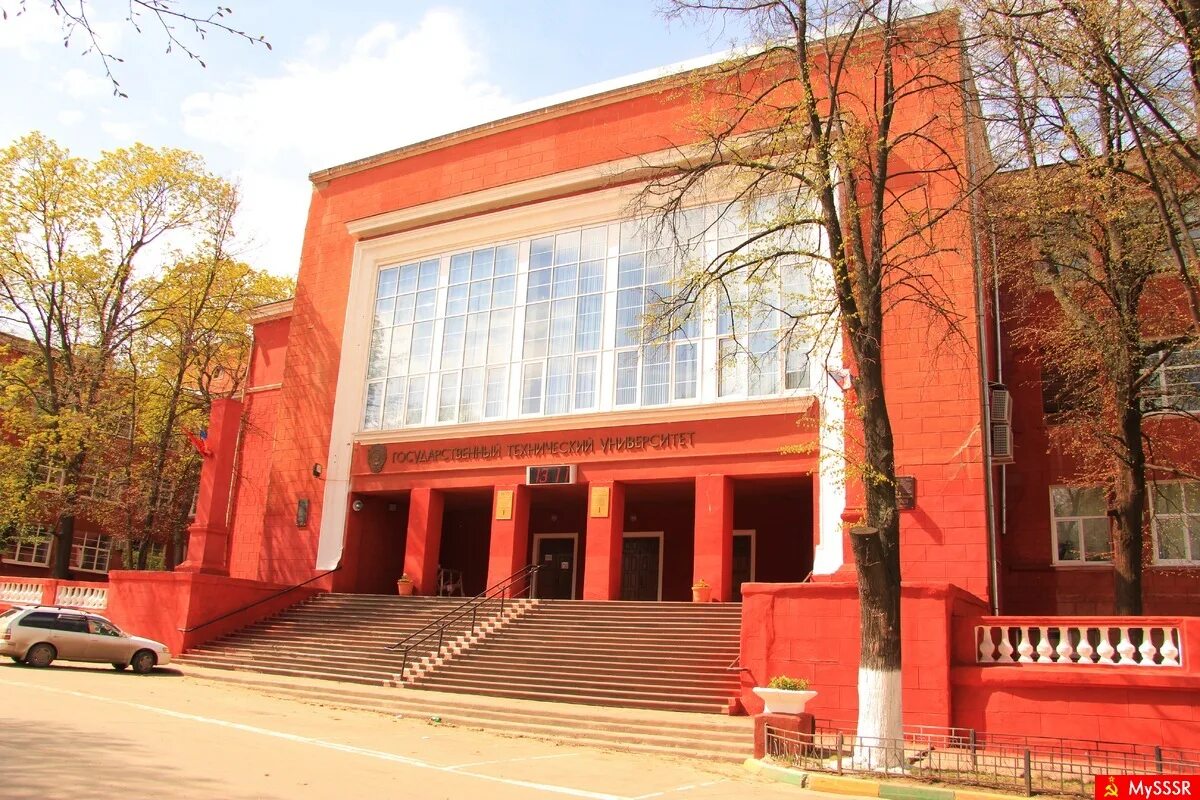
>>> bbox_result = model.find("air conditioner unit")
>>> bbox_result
[989,384,1015,464]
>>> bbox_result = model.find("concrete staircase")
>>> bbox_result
[405,600,744,714]
[179,594,532,686]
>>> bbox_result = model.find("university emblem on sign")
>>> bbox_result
[367,444,388,474]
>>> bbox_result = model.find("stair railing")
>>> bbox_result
[180,567,341,634]
[386,564,541,684]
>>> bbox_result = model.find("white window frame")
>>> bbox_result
[2,526,52,567]
[1049,485,1112,565]
[1149,480,1200,565]
[71,530,113,574]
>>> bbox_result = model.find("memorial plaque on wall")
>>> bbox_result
[495,489,514,520]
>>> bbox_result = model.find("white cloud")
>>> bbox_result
[179,9,516,277]
[57,68,111,100]
[57,109,84,126]
[181,9,513,170]
[100,120,139,142]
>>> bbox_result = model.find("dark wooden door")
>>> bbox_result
[534,536,576,599]
[620,536,661,601]
[732,533,753,601]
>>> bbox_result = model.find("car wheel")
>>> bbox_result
[130,650,156,674]
[111,662,128,671]
[25,643,56,668]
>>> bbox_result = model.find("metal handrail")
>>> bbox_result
[180,567,341,633]
[387,564,540,684]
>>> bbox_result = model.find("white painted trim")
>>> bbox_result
[531,532,579,600]
[733,529,756,583]
[621,531,664,601]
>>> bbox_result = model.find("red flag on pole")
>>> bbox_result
[183,428,211,457]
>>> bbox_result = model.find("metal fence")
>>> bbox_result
[765,724,1200,797]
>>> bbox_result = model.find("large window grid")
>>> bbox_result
[1144,346,1200,413]
[71,531,113,573]
[2,526,52,567]
[361,202,821,431]
[1150,481,1200,564]
[1049,486,1111,564]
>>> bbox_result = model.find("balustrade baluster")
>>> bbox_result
[978,627,998,663]
[997,629,1016,663]
[1116,627,1137,665]
[1139,629,1160,665]
[1160,630,1181,667]
[1096,629,1117,665]
[1016,627,1035,663]
[1055,627,1076,663]
[1076,629,1096,664]
[1036,626,1055,663]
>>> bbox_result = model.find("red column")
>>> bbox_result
[694,474,733,601]
[177,398,243,575]
[486,484,530,591]
[402,488,444,596]
[583,481,625,600]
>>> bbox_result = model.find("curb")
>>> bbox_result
[743,759,1028,800]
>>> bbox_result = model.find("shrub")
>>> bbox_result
[767,675,810,691]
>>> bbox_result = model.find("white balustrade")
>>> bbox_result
[0,581,42,604]
[55,585,108,610]
[976,623,1183,667]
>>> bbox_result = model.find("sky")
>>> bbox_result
[0,1,747,279]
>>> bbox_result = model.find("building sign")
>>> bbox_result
[495,490,514,520]
[384,431,697,467]
[525,465,575,485]
[589,486,611,518]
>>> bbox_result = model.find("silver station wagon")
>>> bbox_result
[0,605,171,674]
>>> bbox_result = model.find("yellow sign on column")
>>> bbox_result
[589,485,611,518]
[495,489,514,520]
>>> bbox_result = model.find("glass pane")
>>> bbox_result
[438,373,459,422]
[1185,482,1200,511]
[363,381,384,430]
[418,259,439,289]
[468,279,491,312]
[485,366,507,417]
[398,263,419,293]
[575,355,597,410]
[488,308,514,365]
[748,332,779,397]
[1052,486,1106,518]
[552,263,577,299]
[394,292,416,324]
[1082,518,1110,561]
[530,236,554,269]
[555,230,580,265]
[471,248,494,280]
[719,337,742,397]
[576,294,602,351]
[1157,517,1188,560]
[615,350,638,406]
[521,362,544,414]
[1189,518,1200,562]
[405,376,426,425]
[616,288,644,348]
[642,344,670,406]
[366,328,389,380]
[618,253,644,289]
[374,297,395,329]
[581,227,607,260]
[523,301,549,359]
[495,244,518,276]
[377,267,399,297]
[492,275,516,308]
[410,322,434,373]
[1056,521,1081,561]
[415,289,437,322]
[578,260,604,294]
[464,312,489,368]
[527,268,551,302]
[449,253,471,284]
[546,357,571,415]
[388,325,412,376]
[1155,482,1184,514]
[619,220,645,253]
[459,367,485,423]
[549,299,575,356]
[441,316,465,370]
[382,378,405,429]
[786,346,809,390]
[674,343,697,400]
[646,249,669,284]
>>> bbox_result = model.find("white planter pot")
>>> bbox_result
[753,687,818,714]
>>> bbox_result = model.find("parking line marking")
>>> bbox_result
[447,752,581,769]
[0,677,628,800]
[632,780,728,799]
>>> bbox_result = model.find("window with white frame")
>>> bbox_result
[360,200,822,431]
[2,526,52,566]
[1144,346,1200,412]
[1150,481,1200,564]
[1050,486,1111,563]
[71,531,113,573]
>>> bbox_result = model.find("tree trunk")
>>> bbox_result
[49,452,88,579]
[1112,391,1146,615]
[850,345,904,769]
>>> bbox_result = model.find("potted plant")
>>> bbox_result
[396,574,414,596]
[691,578,712,603]
[753,675,817,714]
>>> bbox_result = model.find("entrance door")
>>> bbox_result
[532,534,577,600]
[732,530,755,602]
[621,533,662,601]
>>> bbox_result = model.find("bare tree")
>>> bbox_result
[645,0,976,763]
[0,1,271,97]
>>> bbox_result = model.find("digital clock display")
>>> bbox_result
[525,465,576,485]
